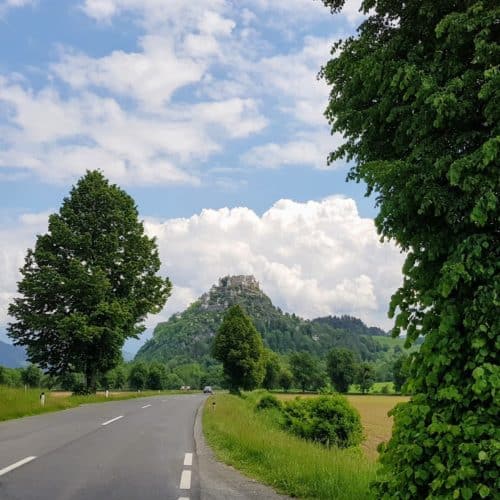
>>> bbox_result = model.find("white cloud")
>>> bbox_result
[0,0,34,16]
[0,198,404,339]
[143,197,404,328]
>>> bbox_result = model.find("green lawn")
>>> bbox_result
[203,392,377,499]
[0,386,191,422]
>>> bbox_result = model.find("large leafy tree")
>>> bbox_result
[212,304,265,393]
[8,171,171,392]
[326,347,357,393]
[289,352,325,392]
[321,1,499,497]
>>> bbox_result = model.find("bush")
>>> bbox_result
[256,393,282,411]
[283,395,363,448]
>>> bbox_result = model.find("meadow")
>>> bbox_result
[203,391,409,499]
[0,386,191,422]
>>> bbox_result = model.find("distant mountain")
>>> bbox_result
[0,340,26,368]
[136,275,389,364]
[312,315,387,337]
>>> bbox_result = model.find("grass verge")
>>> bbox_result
[0,386,192,422]
[203,392,377,499]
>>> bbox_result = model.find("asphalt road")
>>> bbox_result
[0,394,204,500]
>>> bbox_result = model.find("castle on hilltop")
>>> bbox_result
[199,275,260,311]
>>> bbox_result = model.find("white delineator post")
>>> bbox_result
[40,392,45,406]
[105,389,109,398]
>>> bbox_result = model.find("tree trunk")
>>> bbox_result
[85,366,98,394]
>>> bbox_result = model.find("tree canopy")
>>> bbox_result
[326,347,357,393]
[212,304,265,393]
[8,171,171,392]
[321,0,499,497]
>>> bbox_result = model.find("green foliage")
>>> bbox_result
[7,171,171,392]
[392,354,410,393]
[256,393,282,411]
[289,352,326,392]
[278,367,293,392]
[128,362,148,390]
[20,364,42,388]
[164,372,183,390]
[262,349,281,390]
[321,0,499,497]
[355,363,375,394]
[147,362,167,390]
[282,395,363,449]
[327,348,357,393]
[212,305,265,393]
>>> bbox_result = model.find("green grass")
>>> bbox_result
[0,386,191,422]
[203,392,377,499]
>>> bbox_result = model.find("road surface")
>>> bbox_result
[0,394,201,500]
[0,393,286,500]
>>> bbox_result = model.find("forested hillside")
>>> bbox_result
[136,275,393,365]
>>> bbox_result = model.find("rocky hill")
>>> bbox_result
[136,275,389,365]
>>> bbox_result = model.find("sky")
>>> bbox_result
[0,0,405,353]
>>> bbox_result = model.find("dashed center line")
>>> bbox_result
[178,497,190,500]
[141,404,152,409]
[0,456,37,477]
[101,415,124,426]
[183,452,193,466]
[179,469,191,490]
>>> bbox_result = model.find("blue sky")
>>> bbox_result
[0,0,404,353]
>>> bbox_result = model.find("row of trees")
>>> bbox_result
[212,304,409,394]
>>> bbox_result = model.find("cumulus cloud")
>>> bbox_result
[0,0,34,16]
[143,196,404,328]
[0,198,403,333]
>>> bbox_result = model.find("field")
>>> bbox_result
[0,386,192,422]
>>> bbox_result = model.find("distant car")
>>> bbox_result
[203,386,213,394]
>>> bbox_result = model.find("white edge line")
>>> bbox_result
[178,497,190,500]
[141,404,152,409]
[101,415,124,426]
[0,456,37,477]
[183,452,193,466]
[179,469,192,489]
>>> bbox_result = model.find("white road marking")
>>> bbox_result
[0,456,37,477]
[141,404,152,409]
[179,469,191,489]
[183,452,193,466]
[101,415,124,426]
[178,497,190,500]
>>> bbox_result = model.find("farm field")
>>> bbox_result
[276,393,409,459]
[0,386,194,422]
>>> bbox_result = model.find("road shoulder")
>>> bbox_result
[194,398,290,500]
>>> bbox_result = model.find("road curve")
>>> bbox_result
[0,394,204,500]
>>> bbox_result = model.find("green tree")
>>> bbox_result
[212,305,265,394]
[164,372,183,390]
[392,354,410,393]
[289,352,325,392]
[355,363,375,394]
[321,1,499,496]
[326,348,357,393]
[128,362,148,390]
[21,364,42,388]
[8,171,171,393]
[0,366,6,385]
[262,349,281,390]
[147,362,167,390]
[278,367,293,392]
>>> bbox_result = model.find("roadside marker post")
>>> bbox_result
[40,392,45,406]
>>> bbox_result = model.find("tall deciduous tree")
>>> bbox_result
[321,1,499,497]
[8,171,171,393]
[326,348,357,393]
[289,352,325,392]
[212,304,265,393]
[355,362,375,394]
